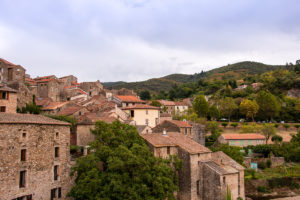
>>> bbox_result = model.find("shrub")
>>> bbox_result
[231,123,238,129]
[283,124,290,130]
[274,123,280,128]
[237,197,243,200]
[240,124,261,133]
[266,159,272,168]
[222,122,228,128]
[257,186,267,193]
[252,144,274,157]
[70,145,80,154]
[258,161,267,169]
[294,124,300,129]
[271,135,283,142]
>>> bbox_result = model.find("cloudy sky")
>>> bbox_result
[0,0,299,82]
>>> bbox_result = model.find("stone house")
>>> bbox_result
[0,84,18,113]
[122,104,160,128]
[0,113,72,200]
[152,120,192,136]
[158,100,175,114]
[112,95,146,107]
[160,112,172,122]
[42,101,76,115]
[79,81,103,97]
[59,75,78,87]
[135,125,152,134]
[142,132,245,200]
[57,105,89,119]
[35,76,62,102]
[174,101,189,114]
[0,58,26,86]
[218,133,266,147]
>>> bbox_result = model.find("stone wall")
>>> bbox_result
[243,156,285,168]
[0,92,17,113]
[202,164,223,200]
[0,123,72,199]
[189,122,206,146]
[76,124,95,147]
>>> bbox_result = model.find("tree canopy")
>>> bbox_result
[68,121,181,200]
[239,99,259,121]
[219,97,238,121]
[193,95,209,118]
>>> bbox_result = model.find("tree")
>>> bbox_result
[283,124,290,130]
[239,99,259,122]
[261,124,276,144]
[231,123,238,129]
[209,144,244,165]
[256,91,280,120]
[193,95,209,118]
[271,135,283,143]
[208,104,220,120]
[139,90,151,100]
[219,97,238,121]
[68,121,181,200]
[221,122,228,128]
[150,100,162,107]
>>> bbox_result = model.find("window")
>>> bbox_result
[167,146,170,155]
[126,103,129,106]
[51,187,62,200]
[0,106,6,112]
[130,110,134,117]
[1,91,7,99]
[185,128,187,135]
[56,132,59,139]
[146,109,148,115]
[21,149,26,161]
[54,165,59,180]
[248,140,252,145]
[79,111,82,116]
[19,171,26,188]
[223,176,226,184]
[22,132,26,138]
[145,119,149,125]
[239,140,244,146]
[196,180,200,195]
[229,140,235,146]
[55,147,59,158]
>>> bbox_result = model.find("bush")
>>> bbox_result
[283,124,291,130]
[206,121,223,135]
[266,159,272,168]
[231,123,238,129]
[257,186,267,193]
[294,124,300,129]
[268,177,298,189]
[271,135,283,142]
[274,123,280,128]
[70,145,81,154]
[221,122,228,128]
[258,161,267,169]
[252,144,274,157]
[240,124,261,133]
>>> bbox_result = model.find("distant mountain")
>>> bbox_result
[103,61,284,92]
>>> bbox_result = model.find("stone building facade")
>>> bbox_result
[142,132,245,200]
[112,95,145,108]
[35,76,62,102]
[218,133,266,147]
[152,120,192,135]
[0,113,72,200]
[0,58,26,86]
[79,81,103,97]
[59,75,78,87]
[0,85,18,113]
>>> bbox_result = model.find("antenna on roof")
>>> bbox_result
[162,128,167,136]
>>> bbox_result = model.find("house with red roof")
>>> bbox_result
[152,120,192,136]
[34,75,62,101]
[218,133,266,147]
[0,58,26,86]
[112,95,146,107]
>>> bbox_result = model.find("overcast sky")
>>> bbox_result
[0,0,299,82]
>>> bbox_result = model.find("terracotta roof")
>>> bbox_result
[43,102,69,110]
[167,120,192,128]
[142,132,211,154]
[159,100,175,106]
[78,113,116,125]
[0,113,70,126]
[115,95,145,103]
[36,98,52,107]
[36,78,54,83]
[174,101,189,106]
[221,134,266,140]
[0,85,18,93]
[57,106,85,116]
[160,112,172,117]
[25,77,37,86]
[122,104,160,110]
[0,58,16,66]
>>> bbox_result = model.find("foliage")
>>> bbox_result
[271,135,282,142]
[46,114,77,133]
[221,122,228,128]
[68,121,182,200]
[283,124,290,130]
[266,159,272,168]
[257,186,267,193]
[294,124,300,129]
[139,90,151,100]
[258,161,267,169]
[256,91,280,120]
[193,95,209,118]
[206,121,223,135]
[219,97,238,121]
[261,124,276,144]
[239,99,259,121]
[17,95,41,114]
[268,177,300,189]
[249,144,274,157]
[150,100,162,107]
[224,186,232,200]
[230,123,238,129]
[274,123,279,128]
[239,124,261,133]
[70,145,83,154]
[210,144,244,165]
[208,104,220,120]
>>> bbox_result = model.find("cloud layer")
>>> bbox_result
[0,0,299,82]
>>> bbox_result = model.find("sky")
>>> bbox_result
[0,0,300,82]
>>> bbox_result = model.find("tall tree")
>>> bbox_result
[208,104,220,120]
[261,124,276,144]
[68,121,181,200]
[219,97,238,121]
[239,99,259,122]
[256,91,280,120]
[139,90,151,100]
[193,95,209,118]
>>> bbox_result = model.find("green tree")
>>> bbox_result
[210,144,244,165]
[68,121,181,200]
[150,100,162,107]
[139,90,151,100]
[239,99,259,122]
[208,104,220,120]
[261,124,276,144]
[256,91,280,120]
[219,97,238,122]
[193,95,209,118]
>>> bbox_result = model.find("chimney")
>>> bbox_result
[162,128,167,136]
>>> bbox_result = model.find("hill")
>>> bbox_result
[103,61,284,92]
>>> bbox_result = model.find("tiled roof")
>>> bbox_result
[142,132,211,154]
[35,98,52,107]
[43,102,69,110]
[160,112,172,117]
[0,58,16,66]
[159,100,175,106]
[122,104,160,110]
[167,120,192,128]
[115,95,145,103]
[174,101,189,106]
[0,113,70,126]
[78,113,116,125]
[221,134,266,140]
[204,161,229,175]
[0,85,18,93]
[25,77,37,86]
[57,106,84,116]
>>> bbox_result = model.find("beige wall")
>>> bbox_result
[124,109,160,128]
[0,124,72,199]
[76,125,95,147]
[0,92,17,113]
